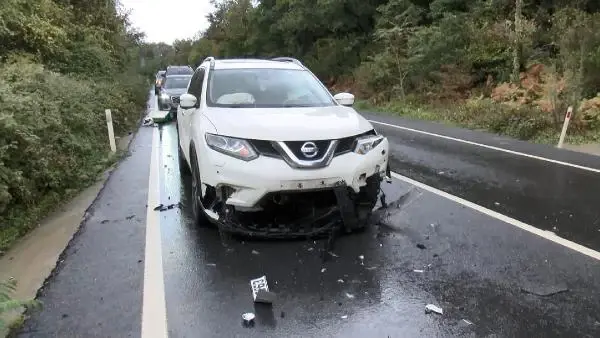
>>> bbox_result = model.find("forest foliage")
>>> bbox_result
[152,0,600,141]
[0,0,151,252]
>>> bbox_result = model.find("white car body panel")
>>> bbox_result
[177,58,390,214]
[202,106,373,141]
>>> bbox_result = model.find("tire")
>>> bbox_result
[189,148,210,227]
[176,123,191,175]
[178,138,191,176]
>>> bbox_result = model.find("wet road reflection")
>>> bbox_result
[379,123,600,252]
[158,123,600,337]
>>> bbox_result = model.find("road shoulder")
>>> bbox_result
[10,127,152,337]
[0,133,135,336]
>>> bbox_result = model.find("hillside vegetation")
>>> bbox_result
[155,0,600,142]
[0,0,152,252]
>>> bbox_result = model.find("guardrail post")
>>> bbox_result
[105,109,117,153]
[557,106,573,149]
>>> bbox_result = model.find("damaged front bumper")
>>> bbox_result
[199,138,390,237]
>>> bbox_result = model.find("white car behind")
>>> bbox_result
[177,57,390,237]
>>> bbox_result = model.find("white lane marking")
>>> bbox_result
[141,127,168,337]
[390,171,600,261]
[370,120,600,173]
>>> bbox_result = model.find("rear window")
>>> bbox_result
[164,76,191,89]
[167,66,193,75]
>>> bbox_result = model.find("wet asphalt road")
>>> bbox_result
[17,94,600,337]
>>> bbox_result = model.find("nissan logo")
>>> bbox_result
[300,142,319,158]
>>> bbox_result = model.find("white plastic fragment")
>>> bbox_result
[250,275,269,302]
[142,116,154,126]
[341,315,348,319]
[337,279,344,283]
[251,250,259,255]
[462,319,473,325]
[206,263,217,267]
[321,268,327,273]
[345,292,355,299]
[413,269,424,273]
[425,304,443,315]
[242,312,255,326]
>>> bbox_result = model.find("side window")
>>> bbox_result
[188,68,206,100]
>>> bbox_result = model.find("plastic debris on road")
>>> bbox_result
[425,304,443,315]
[413,269,424,273]
[142,116,155,127]
[242,312,255,327]
[250,275,276,304]
[153,203,182,212]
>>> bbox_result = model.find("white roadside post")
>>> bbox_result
[557,106,573,149]
[105,109,117,153]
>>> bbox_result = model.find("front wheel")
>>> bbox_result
[177,132,190,176]
[190,149,210,227]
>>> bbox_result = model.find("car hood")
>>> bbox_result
[163,88,187,96]
[203,106,373,141]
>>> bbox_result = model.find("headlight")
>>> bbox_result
[354,134,384,155]
[205,133,258,161]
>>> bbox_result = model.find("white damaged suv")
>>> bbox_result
[177,57,390,237]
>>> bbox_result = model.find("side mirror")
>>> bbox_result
[333,92,355,107]
[179,93,197,109]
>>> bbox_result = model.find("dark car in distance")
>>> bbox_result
[157,74,192,119]
[165,65,194,77]
[154,70,166,95]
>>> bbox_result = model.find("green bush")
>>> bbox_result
[359,98,556,142]
[0,58,147,252]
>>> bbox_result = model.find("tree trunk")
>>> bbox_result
[512,0,523,85]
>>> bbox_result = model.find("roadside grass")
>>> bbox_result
[0,151,124,254]
[0,279,41,335]
[0,58,148,255]
[356,99,600,145]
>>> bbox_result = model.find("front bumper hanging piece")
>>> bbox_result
[332,181,359,231]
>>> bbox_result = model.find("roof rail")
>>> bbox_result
[203,56,216,69]
[271,57,304,67]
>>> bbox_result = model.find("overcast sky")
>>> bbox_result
[120,0,213,44]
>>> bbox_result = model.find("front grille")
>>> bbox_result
[171,96,180,104]
[284,140,331,160]
[250,129,378,162]
[249,140,280,158]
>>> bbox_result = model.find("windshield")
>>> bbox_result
[206,68,336,108]
[164,76,191,89]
